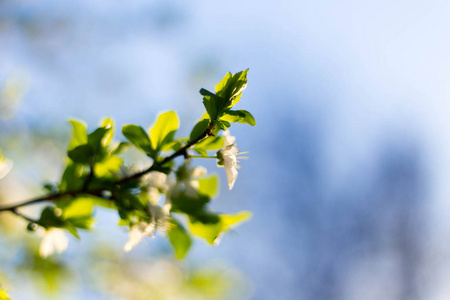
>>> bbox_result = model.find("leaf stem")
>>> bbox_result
[188,155,217,159]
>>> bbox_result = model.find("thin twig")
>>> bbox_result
[0,123,215,213]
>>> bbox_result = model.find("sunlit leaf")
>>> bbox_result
[190,119,210,141]
[100,117,115,146]
[68,144,94,164]
[38,207,66,228]
[111,141,130,155]
[94,156,122,177]
[189,211,251,245]
[87,127,110,154]
[149,111,179,151]
[168,220,192,259]
[215,69,248,108]
[61,198,94,219]
[220,110,255,126]
[68,119,87,150]
[60,161,85,192]
[198,175,219,198]
[201,92,224,121]
[0,289,10,300]
[122,124,153,155]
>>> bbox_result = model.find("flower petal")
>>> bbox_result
[124,225,144,252]
[223,153,238,190]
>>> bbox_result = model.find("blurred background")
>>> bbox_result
[1,0,450,299]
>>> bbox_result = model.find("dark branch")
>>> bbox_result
[0,123,215,214]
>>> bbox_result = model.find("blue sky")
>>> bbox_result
[2,0,450,299]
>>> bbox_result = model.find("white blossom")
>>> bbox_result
[169,160,206,199]
[144,171,170,203]
[39,228,69,258]
[219,131,245,190]
[123,201,171,252]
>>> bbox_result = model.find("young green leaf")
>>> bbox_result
[60,161,85,192]
[111,141,130,155]
[220,110,256,126]
[94,156,122,177]
[215,69,248,107]
[168,220,192,259]
[60,197,94,219]
[189,211,251,245]
[216,120,231,130]
[198,175,219,198]
[122,124,153,155]
[201,93,224,121]
[68,119,87,150]
[0,289,10,300]
[68,144,94,164]
[100,117,115,146]
[87,127,110,154]
[149,111,179,151]
[190,119,210,141]
[38,207,66,228]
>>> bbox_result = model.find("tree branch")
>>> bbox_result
[0,123,215,213]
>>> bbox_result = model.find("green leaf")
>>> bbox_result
[68,119,87,150]
[122,124,153,155]
[190,119,210,141]
[189,211,251,245]
[111,141,130,155]
[100,117,115,146]
[87,127,110,154]
[198,175,219,198]
[202,93,224,121]
[0,289,10,300]
[199,88,216,97]
[61,197,94,219]
[149,111,179,151]
[38,207,66,228]
[67,217,94,231]
[214,73,232,95]
[64,223,80,239]
[60,161,85,192]
[193,148,208,157]
[168,220,192,259]
[94,155,122,177]
[216,120,230,130]
[68,144,94,164]
[220,110,255,126]
[215,69,248,108]
[220,211,252,228]
[161,139,185,152]
[170,192,211,216]
[195,136,224,151]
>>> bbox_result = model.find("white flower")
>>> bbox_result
[170,160,206,199]
[218,131,246,190]
[123,201,171,252]
[144,171,170,203]
[0,156,12,180]
[39,228,69,258]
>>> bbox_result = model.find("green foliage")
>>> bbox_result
[1,69,255,261]
[168,219,192,259]
[200,69,250,123]
[220,109,256,126]
[68,119,87,150]
[0,290,10,300]
[122,124,153,156]
[149,110,179,152]
[189,211,252,245]
[198,175,219,197]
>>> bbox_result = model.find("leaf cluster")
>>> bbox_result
[2,69,255,260]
